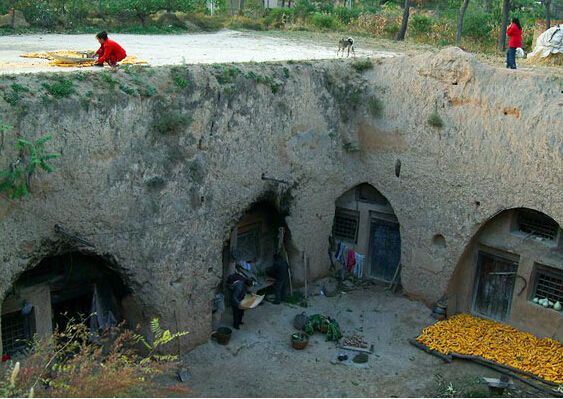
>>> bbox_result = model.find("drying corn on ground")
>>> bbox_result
[21,50,147,67]
[416,314,563,384]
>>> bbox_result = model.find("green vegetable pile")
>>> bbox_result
[303,314,342,342]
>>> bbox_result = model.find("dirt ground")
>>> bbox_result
[177,280,546,398]
[0,30,397,74]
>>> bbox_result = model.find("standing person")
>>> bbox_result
[226,263,253,330]
[506,18,522,69]
[94,31,127,67]
[268,253,289,305]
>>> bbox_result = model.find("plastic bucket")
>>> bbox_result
[216,327,232,345]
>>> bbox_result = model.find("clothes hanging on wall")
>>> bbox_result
[334,240,364,279]
[354,254,365,279]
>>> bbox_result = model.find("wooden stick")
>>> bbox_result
[408,338,452,363]
[303,251,308,299]
[450,353,559,387]
[339,345,373,354]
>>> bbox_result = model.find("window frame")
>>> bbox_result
[530,263,563,304]
[333,207,360,244]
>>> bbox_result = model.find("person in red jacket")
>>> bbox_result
[506,18,522,69]
[94,31,127,67]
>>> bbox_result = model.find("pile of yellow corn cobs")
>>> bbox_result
[21,50,147,67]
[416,314,563,384]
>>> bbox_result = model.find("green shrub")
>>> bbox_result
[0,318,186,398]
[462,10,494,39]
[154,111,192,135]
[351,58,373,72]
[119,83,136,95]
[216,66,241,84]
[186,13,225,31]
[3,83,30,106]
[368,96,383,118]
[428,110,444,128]
[383,22,400,36]
[100,71,118,88]
[0,134,60,199]
[170,67,190,89]
[311,12,338,30]
[333,7,361,24]
[264,8,296,28]
[410,14,433,34]
[42,79,75,98]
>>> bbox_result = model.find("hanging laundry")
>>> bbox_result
[346,249,356,273]
[354,254,365,279]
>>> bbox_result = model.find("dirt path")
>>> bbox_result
[0,30,398,74]
[179,282,541,397]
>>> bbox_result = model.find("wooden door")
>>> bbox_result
[368,218,401,282]
[472,251,518,321]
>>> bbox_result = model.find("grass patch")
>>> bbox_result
[42,79,75,98]
[100,71,119,88]
[428,110,444,128]
[153,111,192,135]
[170,67,190,89]
[3,83,30,106]
[245,70,284,94]
[216,66,241,85]
[119,83,136,95]
[368,96,384,118]
[351,58,374,72]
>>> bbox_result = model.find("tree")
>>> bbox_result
[545,0,551,29]
[498,0,510,51]
[396,0,411,41]
[455,0,470,46]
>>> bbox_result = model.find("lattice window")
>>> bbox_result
[235,227,260,262]
[333,208,359,243]
[1,311,28,355]
[532,265,563,303]
[517,209,559,241]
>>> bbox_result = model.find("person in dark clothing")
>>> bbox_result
[227,265,253,329]
[268,253,290,305]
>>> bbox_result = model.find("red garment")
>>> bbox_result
[506,23,522,48]
[346,249,356,272]
[96,39,127,65]
[2,354,10,362]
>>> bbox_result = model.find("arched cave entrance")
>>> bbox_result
[214,195,296,330]
[331,183,401,282]
[1,252,139,358]
[447,207,562,337]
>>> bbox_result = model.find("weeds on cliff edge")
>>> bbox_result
[0,318,187,398]
[3,83,30,106]
[99,71,119,88]
[351,59,374,73]
[244,70,284,94]
[216,66,241,85]
[171,67,190,89]
[0,133,60,199]
[42,79,75,98]
[368,96,384,118]
[428,110,444,128]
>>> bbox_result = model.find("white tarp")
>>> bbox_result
[528,24,563,58]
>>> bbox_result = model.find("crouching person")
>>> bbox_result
[94,31,127,67]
